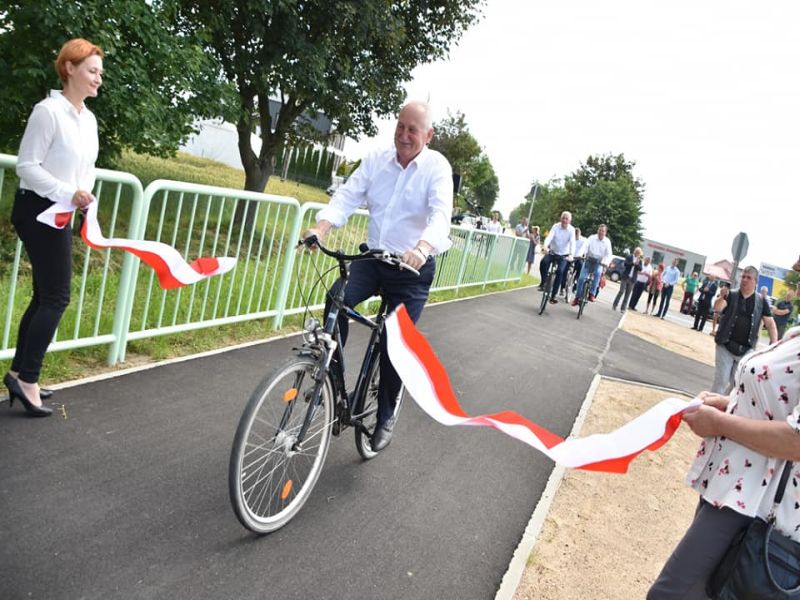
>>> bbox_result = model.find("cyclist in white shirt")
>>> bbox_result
[538,211,575,304]
[571,224,613,305]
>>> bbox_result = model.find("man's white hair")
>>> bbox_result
[402,100,433,130]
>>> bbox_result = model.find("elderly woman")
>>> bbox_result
[4,38,103,417]
[648,260,800,599]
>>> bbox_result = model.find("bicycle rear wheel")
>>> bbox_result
[538,272,552,315]
[354,351,404,459]
[564,268,573,303]
[229,357,334,534]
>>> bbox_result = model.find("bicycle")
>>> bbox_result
[228,238,418,534]
[575,257,601,320]
[538,252,565,315]
[562,258,580,304]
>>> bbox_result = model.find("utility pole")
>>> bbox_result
[526,184,539,224]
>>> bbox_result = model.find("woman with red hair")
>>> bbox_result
[5,38,104,417]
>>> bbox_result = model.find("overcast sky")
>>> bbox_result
[346,0,799,271]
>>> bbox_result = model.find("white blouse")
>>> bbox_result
[16,90,99,209]
[686,327,800,540]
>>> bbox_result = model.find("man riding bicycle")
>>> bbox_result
[302,100,453,452]
[571,224,613,306]
[538,211,575,304]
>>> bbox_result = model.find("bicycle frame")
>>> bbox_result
[293,254,394,447]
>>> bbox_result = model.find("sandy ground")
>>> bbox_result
[513,312,713,599]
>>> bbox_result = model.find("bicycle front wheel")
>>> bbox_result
[229,357,334,534]
[538,273,552,315]
[354,351,404,460]
[577,280,589,320]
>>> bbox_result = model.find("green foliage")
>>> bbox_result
[429,110,498,214]
[176,0,485,191]
[511,154,645,253]
[0,0,231,164]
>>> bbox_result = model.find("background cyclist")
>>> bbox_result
[302,100,453,452]
[538,211,575,304]
[561,227,586,296]
[571,224,613,306]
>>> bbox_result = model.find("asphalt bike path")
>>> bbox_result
[0,286,710,600]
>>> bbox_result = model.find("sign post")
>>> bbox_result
[730,231,749,288]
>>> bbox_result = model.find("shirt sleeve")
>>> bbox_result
[419,155,453,253]
[762,299,773,318]
[16,104,77,207]
[316,156,373,227]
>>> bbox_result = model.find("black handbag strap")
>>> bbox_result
[772,461,794,510]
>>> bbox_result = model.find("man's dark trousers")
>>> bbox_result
[658,284,675,318]
[693,301,711,331]
[338,257,435,426]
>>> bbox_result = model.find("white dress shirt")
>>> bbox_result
[543,223,576,256]
[581,234,613,265]
[573,236,587,257]
[662,265,681,287]
[637,263,653,283]
[17,90,99,209]
[485,220,502,234]
[316,146,453,254]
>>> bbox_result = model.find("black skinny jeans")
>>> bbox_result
[10,189,72,383]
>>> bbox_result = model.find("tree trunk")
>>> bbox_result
[234,117,276,231]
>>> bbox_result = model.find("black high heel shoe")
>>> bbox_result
[4,373,53,399]
[3,373,53,417]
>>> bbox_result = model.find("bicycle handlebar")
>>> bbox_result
[299,236,420,276]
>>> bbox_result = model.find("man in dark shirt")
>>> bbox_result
[773,289,795,340]
[711,266,778,393]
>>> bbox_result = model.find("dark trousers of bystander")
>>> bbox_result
[680,291,695,314]
[613,278,635,312]
[10,189,73,384]
[693,301,711,331]
[629,280,647,310]
[657,284,675,318]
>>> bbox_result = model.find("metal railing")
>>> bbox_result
[0,154,526,366]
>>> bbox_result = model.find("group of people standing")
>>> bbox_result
[612,252,682,319]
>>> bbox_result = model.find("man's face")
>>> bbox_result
[394,105,433,167]
[560,214,571,228]
[672,259,678,267]
[740,272,756,293]
[597,226,606,239]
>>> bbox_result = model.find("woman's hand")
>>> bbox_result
[71,190,94,209]
[697,391,729,412]
[682,404,725,438]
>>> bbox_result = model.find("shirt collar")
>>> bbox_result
[392,146,428,170]
[49,89,84,115]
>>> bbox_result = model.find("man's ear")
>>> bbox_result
[425,128,434,145]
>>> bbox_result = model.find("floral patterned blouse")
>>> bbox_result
[686,326,800,540]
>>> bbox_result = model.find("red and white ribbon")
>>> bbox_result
[386,305,700,474]
[37,202,235,290]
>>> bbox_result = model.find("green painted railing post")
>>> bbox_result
[272,203,303,330]
[106,170,145,365]
[503,238,520,283]
[455,230,474,295]
[481,235,499,290]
